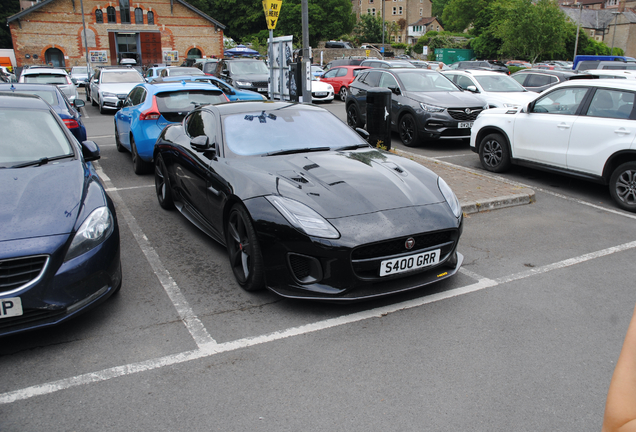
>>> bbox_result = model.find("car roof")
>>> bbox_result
[549,78,636,90]
[138,81,222,92]
[21,68,68,75]
[445,70,507,76]
[207,100,322,116]
[515,69,579,77]
[0,91,52,109]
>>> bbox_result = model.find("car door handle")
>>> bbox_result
[615,128,630,135]
[557,123,570,129]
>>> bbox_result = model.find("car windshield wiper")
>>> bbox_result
[334,143,370,151]
[11,153,74,168]
[263,147,331,156]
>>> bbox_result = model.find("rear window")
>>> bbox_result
[9,89,57,105]
[155,90,226,112]
[23,74,69,85]
[101,71,144,83]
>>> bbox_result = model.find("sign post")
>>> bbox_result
[262,0,282,100]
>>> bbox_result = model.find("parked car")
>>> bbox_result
[579,61,636,71]
[510,69,591,93]
[19,67,79,102]
[213,58,269,95]
[442,70,537,109]
[0,83,87,142]
[89,66,145,114]
[471,80,636,212]
[506,60,532,69]
[319,65,371,100]
[70,66,90,87]
[310,76,334,103]
[451,60,510,74]
[359,59,416,69]
[346,68,487,146]
[409,60,430,69]
[153,101,463,300]
[0,92,121,336]
[323,58,364,72]
[325,41,354,49]
[114,81,228,174]
[311,65,325,78]
[587,69,636,80]
[0,66,16,82]
[145,66,168,80]
[154,75,266,101]
[573,55,636,70]
[194,58,220,75]
[159,66,205,77]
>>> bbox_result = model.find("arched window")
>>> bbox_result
[147,11,154,25]
[119,0,130,24]
[45,48,65,68]
[187,48,202,59]
[95,9,103,23]
[135,8,143,24]
[107,6,116,23]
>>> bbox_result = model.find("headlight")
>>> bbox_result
[64,206,114,261]
[326,85,334,91]
[265,195,340,239]
[102,92,116,98]
[235,81,251,86]
[502,103,520,109]
[420,103,445,113]
[438,177,462,218]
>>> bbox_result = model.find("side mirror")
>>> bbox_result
[74,98,85,108]
[81,140,100,162]
[116,100,124,109]
[191,135,212,152]
[71,78,78,85]
[466,85,478,93]
[388,86,401,95]
[355,127,370,141]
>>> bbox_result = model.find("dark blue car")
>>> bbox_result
[0,83,87,142]
[0,92,121,337]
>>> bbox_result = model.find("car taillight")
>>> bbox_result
[139,96,161,120]
[66,76,73,84]
[63,118,80,129]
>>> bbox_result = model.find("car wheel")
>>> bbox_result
[339,86,348,101]
[346,103,363,128]
[225,204,265,291]
[99,98,106,114]
[479,133,511,173]
[609,162,636,212]
[114,122,126,153]
[131,136,152,175]
[154,154,175,210]
[398,113,419,147]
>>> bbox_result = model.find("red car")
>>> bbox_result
[319,65,371,100]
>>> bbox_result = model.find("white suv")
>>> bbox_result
[89,66,144,114]
[443,70,536,109]
[470,80,636,212]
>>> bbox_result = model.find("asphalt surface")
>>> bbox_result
[1,94,635,431]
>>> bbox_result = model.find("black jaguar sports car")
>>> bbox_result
[153,101,463,301]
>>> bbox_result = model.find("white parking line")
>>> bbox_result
[105,185,154,192]
[88,135,115,139]
[3,238,636,405]
[431,154,474,159]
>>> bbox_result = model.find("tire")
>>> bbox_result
[398,113,419,147]
[609,162,636,212]
[339,86,348,101]
[114,122,126,153]
[346,103,363,128]
[154,154,175,210]
[99,99,106,114]
[131,136,152,175]
[225,204,265,291]
[479,133,511,173]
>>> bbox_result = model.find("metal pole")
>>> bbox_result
[573,3,582,60]
[80,0,90,70]
[301,0,310,103]
[381,0,385,59]
[268,29,274,100]
[611,12,619,55]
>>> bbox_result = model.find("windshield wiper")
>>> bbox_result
[334,143,370,151]
[11,153,74,168]
[263,147,331,156]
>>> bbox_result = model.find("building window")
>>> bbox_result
[393,6,396,14]
[369,0,373,3]
[436,25,439,31]
[95,9,103,23]
[147,11,154,25]
[399,6,403,14]
[120,0,131,24]
[398,36,402,42]
[135,7,143,24]
[107,6,116,23]
[187,48,202,59]
[607,0,618,5]
[420,8,423,16]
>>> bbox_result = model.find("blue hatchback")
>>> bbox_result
[0,83,87,142]
[156,75,266,101]
[114,81,228,174]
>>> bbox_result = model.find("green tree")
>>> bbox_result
[469,0,506,59]
[442,0,493,32]
[497,0,567,64]
[353,14,384,44]
[432,0,452,21]
[0,2,20,49]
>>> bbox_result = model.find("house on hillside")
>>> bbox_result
[7,0,225,69]
[407,17,443,45]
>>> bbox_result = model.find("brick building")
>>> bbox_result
[7,0,225,69]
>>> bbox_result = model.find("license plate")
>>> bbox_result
[0,297,23,319]
[380,249,441,277]
[315,92,327,96]
[257,88,267,92]
[458,122,474,128]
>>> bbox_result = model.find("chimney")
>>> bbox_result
[619,0,625,12]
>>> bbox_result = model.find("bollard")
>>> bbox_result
[366,87,392,150]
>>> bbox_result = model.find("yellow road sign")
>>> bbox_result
[262,0,282,30]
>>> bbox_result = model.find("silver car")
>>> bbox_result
[70,66,90,87]
[19,67,79,101]
[89,67,145,114]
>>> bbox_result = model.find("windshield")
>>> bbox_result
[474,75,526,92]
[0,108,73,166]
[168,67,205,76]
[23,73,69,85]
[8,89,57,105]
[101,70,144,83]
[223,108,365,156]
[229,61,269,75]
[71,67,89,74]
[398,71,460,92]
[156,90,226,111]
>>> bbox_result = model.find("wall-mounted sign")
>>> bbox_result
[262,0,282,30]
[163,50,179,62]
[89,50,108,63]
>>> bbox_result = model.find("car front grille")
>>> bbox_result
[251,81,268,88]
[447,108,483,121]
[0,308,66,332]
[351,230,458,279]
[117,94,127,99]
[0,255,49,294]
